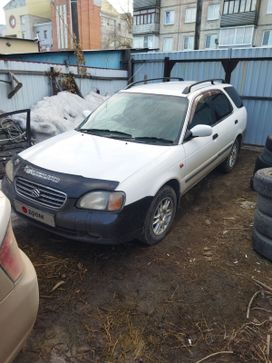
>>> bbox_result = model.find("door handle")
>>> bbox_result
[235,120,238,124]
[213,133,218,140]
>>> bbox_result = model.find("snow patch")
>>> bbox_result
[17,91,106,142]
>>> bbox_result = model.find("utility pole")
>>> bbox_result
[194,0,202,50]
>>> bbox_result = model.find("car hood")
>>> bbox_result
[20,130,170,182]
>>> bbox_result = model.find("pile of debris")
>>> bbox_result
[0,91,106,177]
[0,110,31,177]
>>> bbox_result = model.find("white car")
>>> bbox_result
[2,79,247,245]
[0,191,39,363]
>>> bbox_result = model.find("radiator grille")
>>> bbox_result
[15,177,67,209]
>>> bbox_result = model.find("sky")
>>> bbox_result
[0,0,132,25]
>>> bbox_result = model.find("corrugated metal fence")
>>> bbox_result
[132,47,272,146]
[0,59,128,112]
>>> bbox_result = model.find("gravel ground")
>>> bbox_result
[12,148,272,363]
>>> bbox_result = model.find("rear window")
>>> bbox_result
[224,86,243,108]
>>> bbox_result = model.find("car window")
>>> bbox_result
[210,92,233,120]
[190,91,233,129]
[224,86,243,108]
[78,92,188,145]
[190,93,217,128]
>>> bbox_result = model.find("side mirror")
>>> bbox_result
[190,124,213,138]
[83,110,92,118]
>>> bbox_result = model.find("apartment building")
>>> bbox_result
[160,0,223,50]
[4,0,51,38]
[133,0,272,51]
[133,0,161,49]
[101,1,132,49]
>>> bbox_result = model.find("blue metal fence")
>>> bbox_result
[132,47,272,146]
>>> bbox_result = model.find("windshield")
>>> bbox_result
[77,92,188,145]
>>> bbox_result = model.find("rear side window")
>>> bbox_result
[190,91,233,128]
[210,92,233,120]
[224,86,243,108]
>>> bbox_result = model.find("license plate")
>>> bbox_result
[14,201,55,227]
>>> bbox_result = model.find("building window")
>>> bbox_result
[185,8,196,23]
[20,15,25,25]
[134,10,156,25]
[205,34,218,48]
[36,31,40,40]
[44,30,47,39]
[219,26,254,46]
[184,35,194,50]
[263,30,272,46]
[163,37,173,51]
[267,0,272,14]
[223,0,257,15]
[164,10,175,25]
[207,4,220,20]
[21,31,25,38]
[144,35,149,48]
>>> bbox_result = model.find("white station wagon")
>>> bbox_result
[3,79,247,245]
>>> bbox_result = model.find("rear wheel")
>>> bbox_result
[220,139,240,173]
[140,186,177,246]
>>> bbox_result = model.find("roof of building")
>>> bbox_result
[0,36,37,43]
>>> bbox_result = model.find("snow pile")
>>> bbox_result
[17,91,106,142]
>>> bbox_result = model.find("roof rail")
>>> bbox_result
[182,79,225,95]
[125,77,184,90]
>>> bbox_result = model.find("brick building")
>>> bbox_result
[51,0,102,51]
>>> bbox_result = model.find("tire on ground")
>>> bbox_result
[265,135,272,152]
[220,139,240,173]
[256,194,272,217]
[254,209,272,240]
[253,168,272,197]
[253,228,272,261]
[140,185,177,246]
[262,148,272,163]
[254,155,272,174]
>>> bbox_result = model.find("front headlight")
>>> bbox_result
[5,160,14,182]
[77,191,126,211]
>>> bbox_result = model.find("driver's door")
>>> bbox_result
[182,92,220,193]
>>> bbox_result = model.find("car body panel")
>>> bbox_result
[20,130,169,183]
[3,80,247,244]
[0,251,39,363]
[0,191,39,363]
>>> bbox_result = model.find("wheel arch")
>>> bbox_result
[237,134,243,147]
[161,179,180,201]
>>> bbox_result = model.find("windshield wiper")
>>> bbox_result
[134,136,174,145]
[79,128,132,139]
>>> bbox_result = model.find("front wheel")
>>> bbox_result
[140,186,177,246]
[220,139,240,173]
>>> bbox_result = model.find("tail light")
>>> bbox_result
[0,221,23,282]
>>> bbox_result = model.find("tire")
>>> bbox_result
[253,155,271,174]
[254,209,272,240]
[262,148,272,164]
[253,228,272,261]
[220,139,240,173]
[140,185,177,246]
[253,168,272,197]
[257,194,272,217]
[265,135,272,152]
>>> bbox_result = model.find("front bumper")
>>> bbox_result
[2,177,152,244]
[0,251,39,363]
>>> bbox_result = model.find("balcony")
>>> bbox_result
[134,0,160,11]
[133,23,160,35]
[221,11,258,27]
[220,0,259,27]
